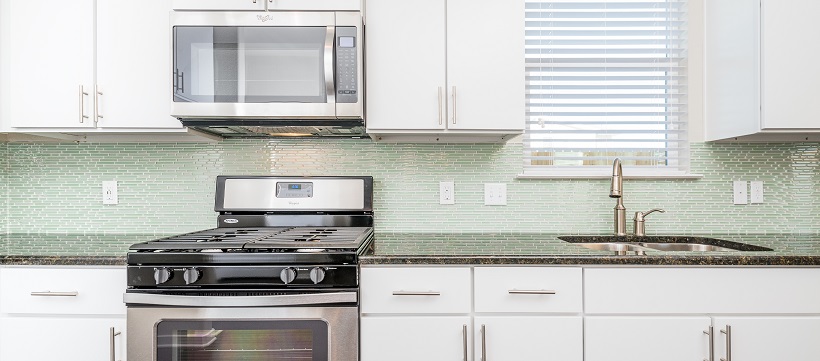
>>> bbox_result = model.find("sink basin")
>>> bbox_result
[558,235,773,255]
[575,242,648,255]
[638,243,737,252]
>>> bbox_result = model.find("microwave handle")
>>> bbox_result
[123,291,357,307]
[324,26,336,102]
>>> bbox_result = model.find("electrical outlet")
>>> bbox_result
[484,183,507,206]
[750,181,764,204]
[439,181,455,205]
[103,181,118,205]
[733,180,747,205]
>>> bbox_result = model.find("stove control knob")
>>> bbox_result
[309,267,326,284]
[183,268,201,285]
[280,267,298,284]
[153,267,172,285]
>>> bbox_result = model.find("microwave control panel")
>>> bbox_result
[335,27,358,104]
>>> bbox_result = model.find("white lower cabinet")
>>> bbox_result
[585,317,712,361]
[361,316,471,361]
[360,266,583,361]
[475,316,582,361]
[711,317,820,361]
[0,266,127,361]
[0,317,125,361]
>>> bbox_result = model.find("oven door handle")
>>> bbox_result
[123,292,357,307]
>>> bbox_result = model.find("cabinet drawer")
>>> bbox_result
[0,267,126,315]
[585,268,820,314]
[361,267,471,314]
[474,267,582,313]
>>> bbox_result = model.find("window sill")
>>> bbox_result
[517,169,703,180]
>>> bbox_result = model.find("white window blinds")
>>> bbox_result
[523,0,688,177]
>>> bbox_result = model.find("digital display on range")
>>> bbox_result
[276,182,313,198]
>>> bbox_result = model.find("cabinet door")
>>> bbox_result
[364,0,447,131]
[6,0,95,129]
[475,316,582,361]
[712,317,820,361]
[0,316,126,361]
[172,0,265,11]
[585,317,712,361]
[97,0,183,129]
[446,0,524,131]
[361,316,471,361]
[760,0,820,130]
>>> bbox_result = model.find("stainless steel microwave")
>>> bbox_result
[170,11,363,136]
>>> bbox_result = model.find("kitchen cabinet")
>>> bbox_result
[704,0,820,141]
[364,0,524,142]
[0,0,212,141]
[584,268,820,361]
[0,267,127,361]
[172,0,360,11]
[711,317,820,361]
[360,266,583,361]
[585,317,712,361]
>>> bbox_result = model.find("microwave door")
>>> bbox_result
[171,16,337,119]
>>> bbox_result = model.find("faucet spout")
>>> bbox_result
[610,158,623,198]
[610,158,627,236]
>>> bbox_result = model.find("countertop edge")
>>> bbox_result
[0,255,127,266]
[360,255,820,266]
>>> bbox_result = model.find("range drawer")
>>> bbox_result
[361,267,471,314]
[0,267,126,315]
[474,267,582,313]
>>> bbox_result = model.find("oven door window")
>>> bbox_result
[156,319,329,361]
[173,26,329,104]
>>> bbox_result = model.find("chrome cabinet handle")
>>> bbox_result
[110,327,121,361]
[451,86,457,124]
[508,289,556,295]
[480,324,487,361]
[95,85,103,124]
[391,291,441,296]
[79,85,89,123]
[462,324,468,361]
[31,291,79,297]
[720,325,732,361]
[704,325,714,361]
[438,86,443,125]
[179,71,184,93]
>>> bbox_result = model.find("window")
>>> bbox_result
[522,0,688,177]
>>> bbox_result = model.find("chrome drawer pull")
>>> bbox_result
[508,289,556,295]
[30,291,79,297]
[110,327,121,361]
[704,325,714,361]
[720,325,732,361]
[391,291,441,296]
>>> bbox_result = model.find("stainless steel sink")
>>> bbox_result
[558,235,773,255]
[638,243,737,252]
[575,242,648,255]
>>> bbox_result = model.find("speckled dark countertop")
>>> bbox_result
[361,233,820,266]
[0,233,160,266]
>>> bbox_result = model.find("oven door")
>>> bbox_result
[126,293,357,361]
[171,11,339,119]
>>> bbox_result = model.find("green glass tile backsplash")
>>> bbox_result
[0,140,818,254]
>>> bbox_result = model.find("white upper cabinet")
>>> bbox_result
[4,0,96,129]
[96,0,183,129]
[0,0,213,141]
[365,0,525,142]
[705,0,820,141]
[172,0,360,11]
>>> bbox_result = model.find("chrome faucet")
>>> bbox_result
[633,208,666,236]
[609,158,627,236]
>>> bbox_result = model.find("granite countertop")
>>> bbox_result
[362,233,820,266]
[3,232,820,267]
[0,233,160,266]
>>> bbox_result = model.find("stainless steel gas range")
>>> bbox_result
[124,176,373,361]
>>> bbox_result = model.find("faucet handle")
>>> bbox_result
[634,208,665,222]
[633,209,665,237]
